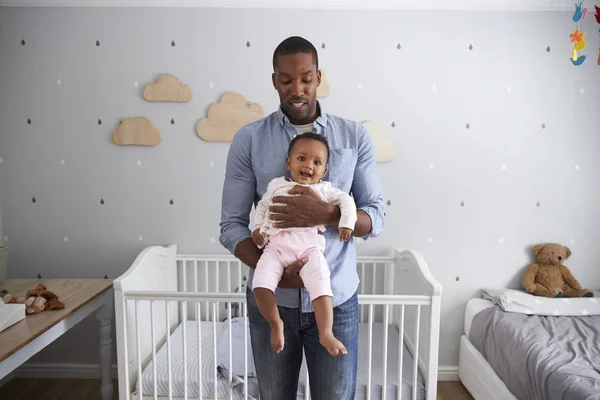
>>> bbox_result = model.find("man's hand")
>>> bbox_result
[339,227,353,241]
[270,185,340,229]
[252,229,268,247]
[278,257,308,289]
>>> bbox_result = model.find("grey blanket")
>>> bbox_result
[469,305,600,400]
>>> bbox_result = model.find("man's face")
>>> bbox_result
[272,52,321,125]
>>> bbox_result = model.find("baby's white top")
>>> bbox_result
[252,176,357,236]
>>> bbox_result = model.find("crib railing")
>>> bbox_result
[114,245,441,400]
[126,294,248,400]
[175,256,400,323]
[121,295,431,400]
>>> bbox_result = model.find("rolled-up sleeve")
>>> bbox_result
[219,129,256,255]
[351,123,386,240]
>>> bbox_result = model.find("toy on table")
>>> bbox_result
[0,289,24,304]
[24,284,65,314]
[522,243,593,298]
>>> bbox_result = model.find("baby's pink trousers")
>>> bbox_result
[252,229,332,301]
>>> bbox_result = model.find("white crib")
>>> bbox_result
[114,244,442,400]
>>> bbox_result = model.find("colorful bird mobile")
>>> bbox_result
[570,0,600,66]
[596,2,600,65]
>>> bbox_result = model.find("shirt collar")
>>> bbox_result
[276,101,328,129]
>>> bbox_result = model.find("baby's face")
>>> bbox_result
[286,138,328,184]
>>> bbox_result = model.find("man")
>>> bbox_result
[219,36,385,400]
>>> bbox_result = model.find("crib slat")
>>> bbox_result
[227,261,231,293]
[197,302,203,400]
[213,303,217,400]
[135,301,142,400]
[238,263,242,318]
[412,305,421,400]
[166,301,173,400]
[226,258,232,387]
[122,299,131,400]
[372,263,377,295]
[183,260,187,291]
[204,261,209,318]
[194,261,199,293]
[194,261,199,324]
[228,302,233,399]
[216,263,220,293]
[183,302,188,400]
[243,302,248,400]
[151,300,158,400]
[383,304,389,400]
[360,263,366,323]
[398,305,404,400]
[216,265,220,321]
[367,303,373,400]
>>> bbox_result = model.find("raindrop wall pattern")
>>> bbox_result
[0,6,598,372]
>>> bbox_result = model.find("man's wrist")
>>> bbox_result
[234,238,263,269]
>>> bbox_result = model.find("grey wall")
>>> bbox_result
[0,6,599,371]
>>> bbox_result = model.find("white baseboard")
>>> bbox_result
[12,362,118,380]
[438,365,459,381]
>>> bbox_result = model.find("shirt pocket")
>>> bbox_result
[325,149,357,191]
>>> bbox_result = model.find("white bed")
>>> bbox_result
[458,298,517,400]
[114,245,443,400]
[459,293,600,400]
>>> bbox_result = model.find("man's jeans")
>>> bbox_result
[246,288,359,400]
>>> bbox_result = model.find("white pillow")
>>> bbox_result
[480,288,600,316]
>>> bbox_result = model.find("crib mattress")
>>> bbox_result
[139,320,257,400]
[137,319,425,400]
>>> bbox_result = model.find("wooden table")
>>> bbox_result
[0,279,114,400]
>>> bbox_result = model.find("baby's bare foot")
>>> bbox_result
[270,319,284,353]
[319,331,347,356]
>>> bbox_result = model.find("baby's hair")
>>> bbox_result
[287,132,330,163]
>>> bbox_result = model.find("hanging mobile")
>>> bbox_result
[595,4,600,65]
[570,0,588,66]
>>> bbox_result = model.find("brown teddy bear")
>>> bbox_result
[522,243,593,298]
[24,284,65,314]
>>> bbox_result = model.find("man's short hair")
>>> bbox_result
[287,132,330,164]
[273,36,319,71]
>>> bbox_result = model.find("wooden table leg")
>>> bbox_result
[96,290,114,400]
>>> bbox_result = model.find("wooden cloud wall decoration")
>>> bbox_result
[112,117,161,146]
[143,74,192,102]
[317,68,330,98]
[196,92,264,142]
[362,121,396,162]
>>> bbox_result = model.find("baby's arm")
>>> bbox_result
[252,196,270,247]
[251,179,280,247]
[324,184,358,241]
[252,195,269,233]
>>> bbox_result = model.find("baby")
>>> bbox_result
[251,132,357,357]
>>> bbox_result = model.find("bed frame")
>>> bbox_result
[458,335,517,400]
[113,244,442,400]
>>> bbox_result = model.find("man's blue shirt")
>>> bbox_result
[219,103,385,312]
